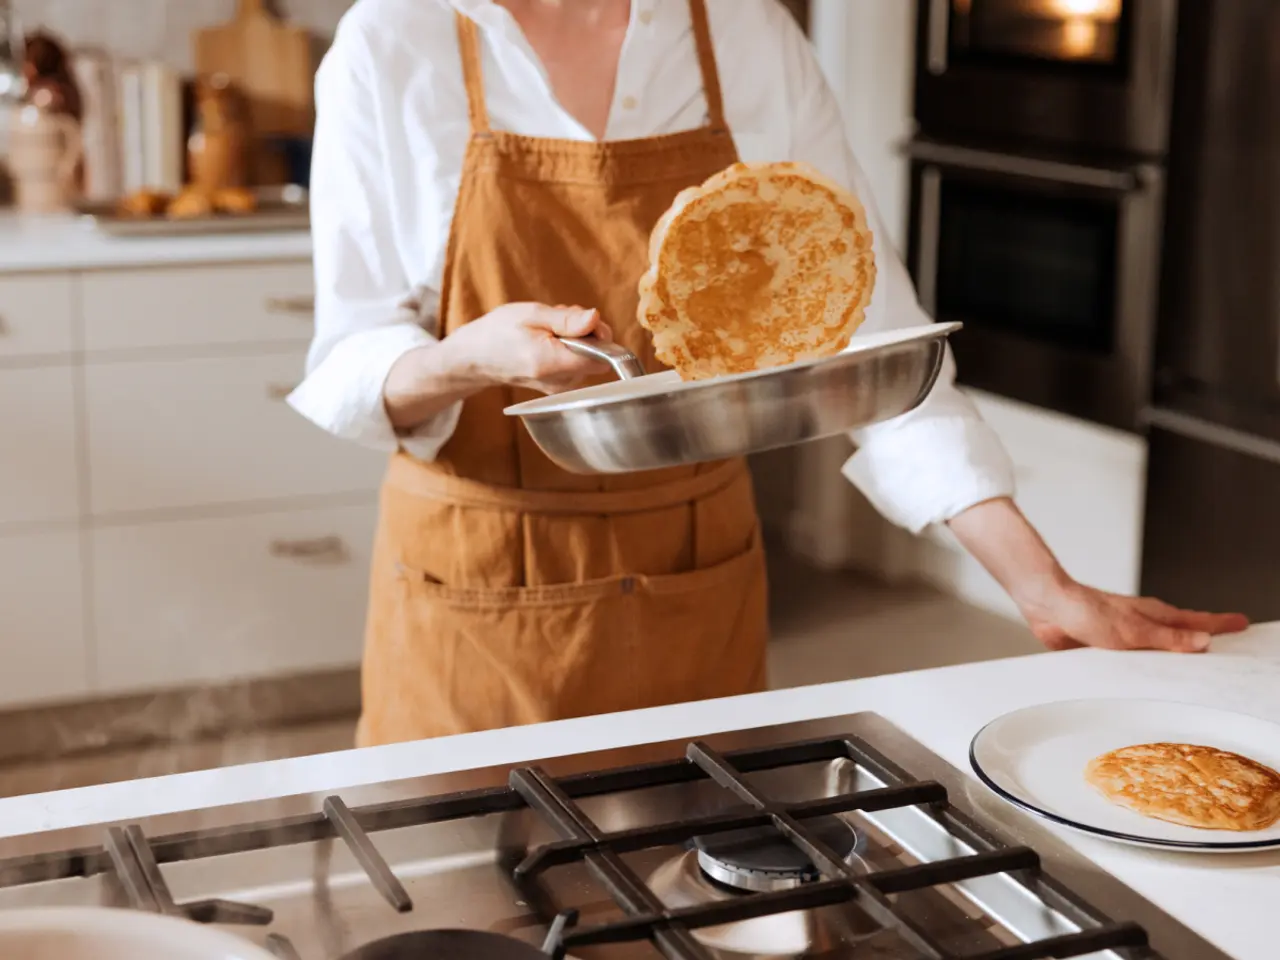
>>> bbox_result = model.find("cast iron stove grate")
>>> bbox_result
[0,732,1161,960]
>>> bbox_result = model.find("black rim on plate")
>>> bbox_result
[967,716,1280,852]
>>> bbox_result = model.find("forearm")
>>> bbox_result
[383,337,487,431]
[946,497,1070,613]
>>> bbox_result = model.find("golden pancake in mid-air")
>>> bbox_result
[1085,742,1280,832]
[637,161,876,381]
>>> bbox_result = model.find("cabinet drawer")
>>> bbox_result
[0,530,88,707]
[0,367,80,525]
[0,273,76,359]
[92,502,375,693]
[81,261,315,353]
[86,353,385,515]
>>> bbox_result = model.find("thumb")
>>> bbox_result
[532,305,603,339]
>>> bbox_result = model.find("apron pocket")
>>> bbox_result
[377,532,768,738]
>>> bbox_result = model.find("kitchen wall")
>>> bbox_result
[11,0,348,69]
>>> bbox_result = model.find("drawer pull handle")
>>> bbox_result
[266,383,300,401]
[265,295,315,315]
[270,536,348,562]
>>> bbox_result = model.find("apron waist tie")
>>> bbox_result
[385,454,747,515]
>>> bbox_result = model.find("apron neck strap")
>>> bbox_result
[454,0,727,137]
[686,0,727,133]
[455,13,492,135]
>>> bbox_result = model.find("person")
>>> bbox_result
[289,0,1248,748]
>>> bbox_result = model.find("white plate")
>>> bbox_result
[0,907,278,960]
[970,699,1280,851]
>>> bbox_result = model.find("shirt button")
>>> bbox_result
[621,95,638,110]
[638,9,653,24]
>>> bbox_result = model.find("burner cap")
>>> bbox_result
[693,816,859,893]
[341,930,547,960]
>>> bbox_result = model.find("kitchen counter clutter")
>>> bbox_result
[0,630,1277,958]
[0,213,311,272]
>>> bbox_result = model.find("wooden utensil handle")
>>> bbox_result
[237,0,270,19]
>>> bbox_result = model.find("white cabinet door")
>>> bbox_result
[92,502,375,693]
[80,261,315,353]
[86,352,385,515]
[0,366,80,526]
[0,530,88,707]
[0,273,76,360]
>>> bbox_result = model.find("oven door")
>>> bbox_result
[915,0,1178,156]
[907,139,1164,431]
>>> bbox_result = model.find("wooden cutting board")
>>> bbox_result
[192,0,312,183]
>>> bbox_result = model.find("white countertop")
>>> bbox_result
[0,213,311,272]
[2,630,1279,958]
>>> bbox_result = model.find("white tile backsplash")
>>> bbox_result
[12,0,353,71]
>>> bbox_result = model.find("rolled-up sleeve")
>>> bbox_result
[773,7,1015,533]
[287,19,461,462]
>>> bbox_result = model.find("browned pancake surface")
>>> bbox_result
[1085,742,1280,832]
[637,162,876,380]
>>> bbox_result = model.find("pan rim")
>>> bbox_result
[503,321,961,418]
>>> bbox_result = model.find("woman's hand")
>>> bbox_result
[449,302,614,395]
[384,303,612,430]
[1018,582,1249,652]
[947,498,1249,653]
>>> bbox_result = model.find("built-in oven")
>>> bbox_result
[906,138,1164,431]
[915,0,1178,156]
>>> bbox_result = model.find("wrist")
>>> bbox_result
[426,331,492,393]
[1007,562,1076,619]
[946,497,1076,615]
[383,336,490,431]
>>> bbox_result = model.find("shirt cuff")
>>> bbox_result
[287,324,462,461]
[843,414,1016,534]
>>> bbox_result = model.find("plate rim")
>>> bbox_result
[968,697,1280,851]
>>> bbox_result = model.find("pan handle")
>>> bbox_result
[559,336,646,380]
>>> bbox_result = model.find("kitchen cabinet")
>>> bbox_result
[0,255,380,710]
[0,530,89,707]
[86,352,383,514]
[92,503,375,693]
[0,366,81,526]
[80,261,315,353]
[0,273,77,359]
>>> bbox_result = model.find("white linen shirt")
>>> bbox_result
[288,0,1016,534]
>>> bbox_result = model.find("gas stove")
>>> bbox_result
[0,713,1230,959]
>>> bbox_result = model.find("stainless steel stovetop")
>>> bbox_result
[0,713,1231,959]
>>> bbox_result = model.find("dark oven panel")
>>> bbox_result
[915,0,1178,155]
[907,140,1163,430]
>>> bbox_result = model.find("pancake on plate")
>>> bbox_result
[637,161,876,381]
[1084,742,1280,831]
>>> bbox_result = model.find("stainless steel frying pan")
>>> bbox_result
[504,322,961,474]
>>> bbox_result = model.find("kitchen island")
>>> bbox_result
[0,629,1277,958]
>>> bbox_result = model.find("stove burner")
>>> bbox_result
[693,815,860,893]
[340,930,547,960]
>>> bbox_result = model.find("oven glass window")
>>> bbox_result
[950,0,1129,67]
[935,179,1119,353]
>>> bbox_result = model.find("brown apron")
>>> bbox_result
[356,0,769,747]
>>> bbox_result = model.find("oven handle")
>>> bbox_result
[1142,407,1280,468]
[927,0,950,74]
[905,140,1145,194]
